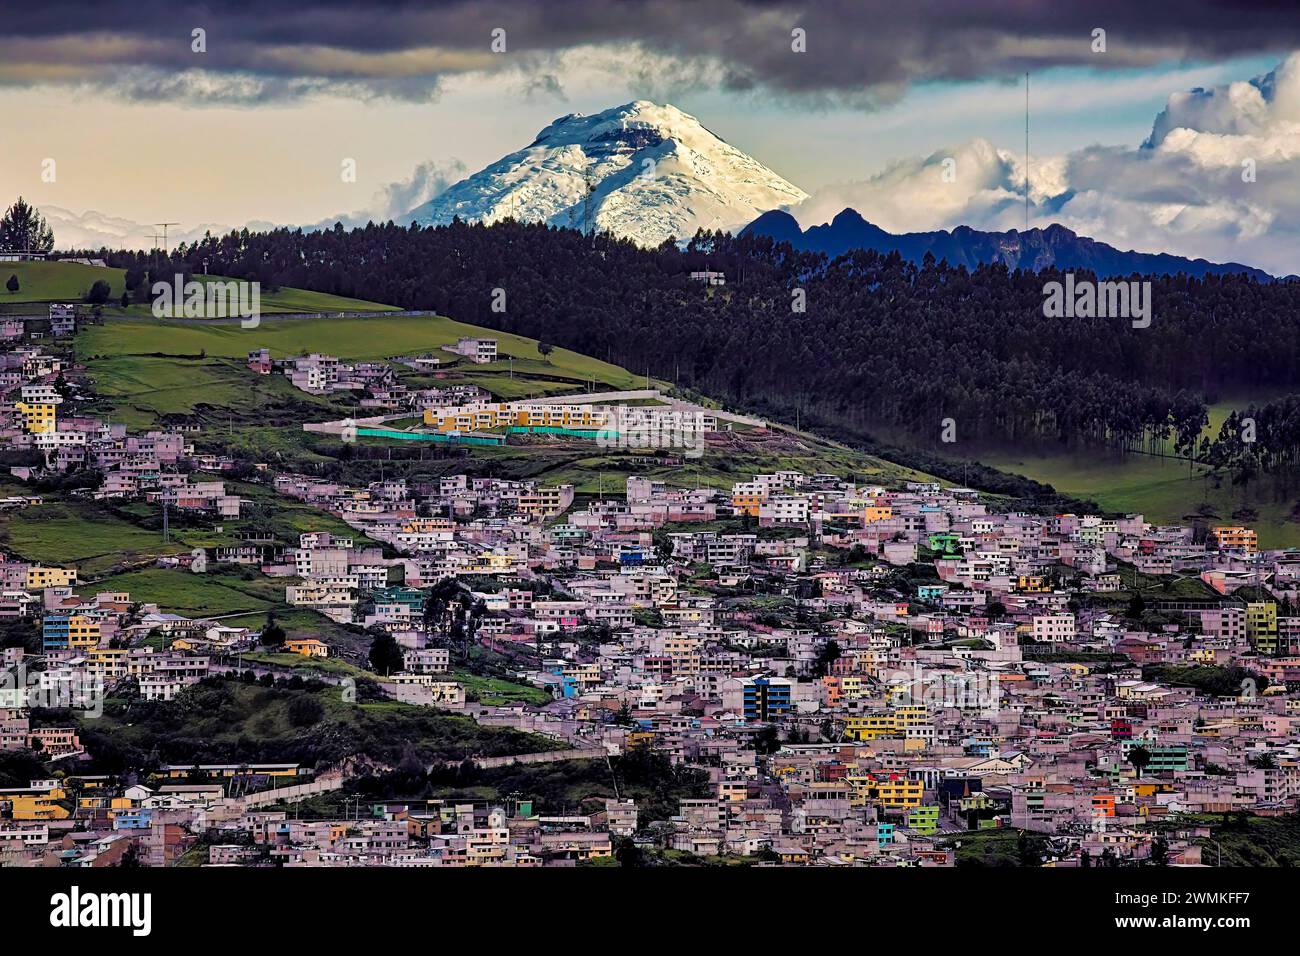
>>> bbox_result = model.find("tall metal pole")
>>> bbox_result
[1024,73,1030,232]
[155,222,179,256]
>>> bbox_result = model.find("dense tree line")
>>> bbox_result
[92,219,1300,471]
[1208,395,1300,488]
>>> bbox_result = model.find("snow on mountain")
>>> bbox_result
[405,101,808,247]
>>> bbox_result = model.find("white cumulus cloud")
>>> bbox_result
[791,53,1300,275]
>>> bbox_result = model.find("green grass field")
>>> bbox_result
[455,373,585,399]
[82,353,348,432]
[981,448,1300,548]
[75,566,284,616]
[241,651,372,678]
[0,259,397,315]
[2,501,189,575]
[977,392,1300,547]
[74,314,642,444]
[451,668,551,706]
[77,314,643,389]
[468,428,933,495]
[1,473,379,574]
[221,608,376,663]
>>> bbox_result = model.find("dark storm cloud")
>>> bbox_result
[5,0,1300,103]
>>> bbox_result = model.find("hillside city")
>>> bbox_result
[0,301,1294,868]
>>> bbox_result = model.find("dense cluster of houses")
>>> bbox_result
[6,454,1296,866]
[249,347,491,412]
[1,349,243,516]
[3,324,1300,866]
[0,771,635,867]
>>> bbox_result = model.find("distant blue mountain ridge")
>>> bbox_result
[740,208,1276,280]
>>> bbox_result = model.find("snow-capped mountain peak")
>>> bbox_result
[406,101,808,246]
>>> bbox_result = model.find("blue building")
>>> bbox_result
[738,677,792,722]
[41,615,71,652]
[113,808,154,830]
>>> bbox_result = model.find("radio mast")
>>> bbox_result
[1024,72,1030,232]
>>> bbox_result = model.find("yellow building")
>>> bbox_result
[894,705,930,731]
[422,401,609,433]
[26,566,78,590]
[731,493,765,517]
[1247,601,1279,655]
[1016,574,1050,593]
[1212,526,1258,553]
[285,638,329,658]
[846,773,924,810]
[511,404,606,429]
[401,517,455,534]
[839,675,867,700]
[61,614,101,650]
[461,551,515,574]
[0,785,70,820]
[79,794,136,812]
[843,713,901,741]
[15,401,56,434]
[160,763,300,779]
[517,485,574,519]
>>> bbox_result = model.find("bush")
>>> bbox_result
[85,279,112,304]
[287,695,325,727]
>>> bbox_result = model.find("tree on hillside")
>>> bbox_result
[615,836,645,867]
[259,617,286,648]
[0,197,54,253]
[1017,832,1044,867]
[537,341,554,359]
[368,630,404,675]
[422,577,463,639]
[287,695,324,728]
[5,274,17,293]
[1149,835,1169,867]
[1128,744,1152,779]
[117,841,144,868]
[85,279,112,305]
[811,639,841,678]
[1125,593,1146,620]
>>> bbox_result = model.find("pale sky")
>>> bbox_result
[2,2,1298,270]
[0,55,1274,229]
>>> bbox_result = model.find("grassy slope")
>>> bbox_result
[3,500,190,575]
[977,393,1300,547]
[73,313,643,435]
[75,567,284,616]
[77,314,642,388]
[0,260,397,315]
[73,313,928,485]
[981,451,1300,548]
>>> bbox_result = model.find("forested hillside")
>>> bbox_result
[97,221,1300,480]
